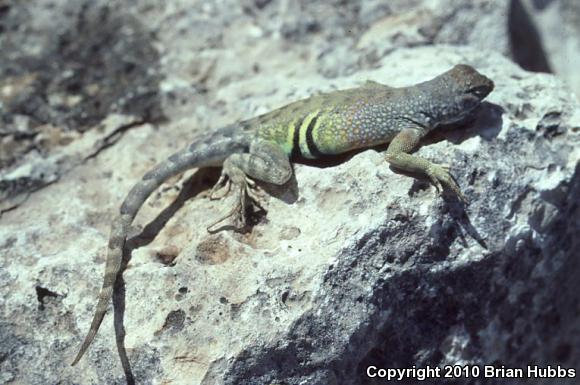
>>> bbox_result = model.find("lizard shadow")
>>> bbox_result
[402,102,504,249]
[126,167,222,249]
[423,101,505,145]
[113,255,135,385]
[406,101,504,249]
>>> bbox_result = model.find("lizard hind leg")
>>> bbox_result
[206,139,292,232]
[206,157,262,231]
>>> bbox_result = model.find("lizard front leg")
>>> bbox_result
[384,124,467,203]
[207,139,292,230]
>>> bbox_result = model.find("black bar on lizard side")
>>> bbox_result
[291,118,303,159]
[305,116,324,158]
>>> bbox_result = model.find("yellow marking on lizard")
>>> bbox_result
[298,109,321,158]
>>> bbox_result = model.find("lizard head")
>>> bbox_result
[425,64,494,126]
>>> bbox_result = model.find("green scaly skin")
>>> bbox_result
[72,64,494,372]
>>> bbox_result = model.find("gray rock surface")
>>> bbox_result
[2,0,574,211]
[1,1,579,385]
[519,0,580,98]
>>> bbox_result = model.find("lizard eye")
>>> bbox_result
[468,86,489,98]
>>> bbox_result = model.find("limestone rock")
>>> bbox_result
[1,1,579,385]
[518,0,580,98]
[1,43,579,384]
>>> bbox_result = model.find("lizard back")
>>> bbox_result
[250,83,401,159]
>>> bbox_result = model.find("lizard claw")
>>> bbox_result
[245,176,267,201]
[426,163,468,204]
[209,174,232,200]
[427,173,444,194]
[245,177,256,188]
[207,180,264,232]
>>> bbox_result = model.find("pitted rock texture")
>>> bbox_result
[1,44,579,385]
[0,1,579,385]
[2,0,576,213]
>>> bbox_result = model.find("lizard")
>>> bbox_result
[71,64,494,366]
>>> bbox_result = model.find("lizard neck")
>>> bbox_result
[396,86,437,131]
[412,74,474,128]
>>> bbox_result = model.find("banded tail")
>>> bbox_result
[71,131,248,365]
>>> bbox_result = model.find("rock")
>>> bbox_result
[0,0,164,210]
[1,42,579,385]
[0,0,571,210]
[356,0,513,60]
[518,0,580,98]
[1,1,579,384]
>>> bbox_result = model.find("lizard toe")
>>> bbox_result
[427,164,468,203]
[209,174,231,200]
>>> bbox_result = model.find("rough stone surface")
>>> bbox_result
[519,0,580,98]
[3,0,574,212]
[1,1,579,385]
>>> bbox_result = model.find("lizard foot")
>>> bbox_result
[207,179,264,232]
[209,171,257,201]
[426,163,468,204]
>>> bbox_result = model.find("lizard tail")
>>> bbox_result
[71,214,129,366]
[71,132,248,365]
